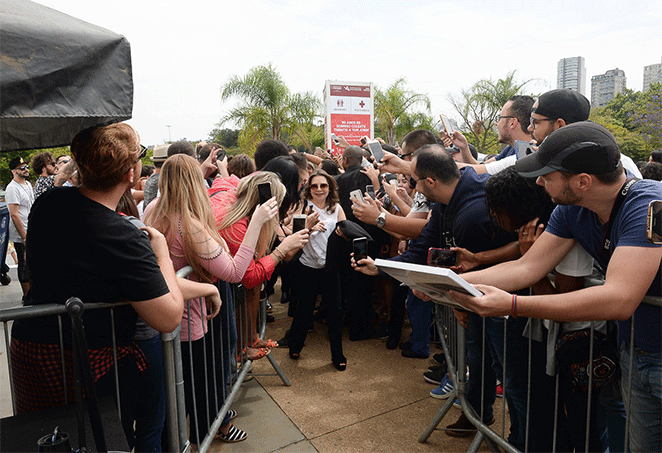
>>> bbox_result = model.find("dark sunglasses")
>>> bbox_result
[310,183,329,190]
[135,145,147,162]
[16,165,29,171]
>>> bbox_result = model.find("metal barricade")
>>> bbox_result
[0,265,290,453]
[420,283,662,453]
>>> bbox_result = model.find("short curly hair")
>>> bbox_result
[485,167,555,230]
[31,152,54,175]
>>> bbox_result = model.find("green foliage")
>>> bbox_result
[448,71,535,154]
[374,78,431,145]
[591,83,662,162]
[220,64,322,153]
[207,128,240,148]
[1,146,69,189]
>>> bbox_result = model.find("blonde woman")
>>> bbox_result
[209,171,309,360]
[144,154,278,444]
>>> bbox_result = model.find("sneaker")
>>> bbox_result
[266,300,273,313]
[496,382,503,398]
[453,398,461,409]
[427,364,447,373]
[386,336,399,350]
[430,374,454,399]
[444,413,494,438]
[432,353,446,365]
[401,348,428,359]
[423,368,445,385]
[398,340,412,350]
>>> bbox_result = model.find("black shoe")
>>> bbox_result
[332,355,347,371]
[277,336,289,348]
[432,353,446,365]
[280,291,290,303]
[266,314,275,323]
[398,340,412,350]
[427,364,446,373]
[386,336,399,350]
[401,348,429,359]
[423,367,447,385]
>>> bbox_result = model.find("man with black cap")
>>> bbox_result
[6,156,34,296]
[450,121,662,453]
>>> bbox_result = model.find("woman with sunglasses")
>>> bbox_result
[288,170,347,370]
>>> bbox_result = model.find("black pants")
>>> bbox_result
[14,241,30,283]
[289,262,344,362]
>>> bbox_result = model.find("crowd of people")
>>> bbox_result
[4,87,661,452]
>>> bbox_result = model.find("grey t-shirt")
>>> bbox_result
[143,173,160,209]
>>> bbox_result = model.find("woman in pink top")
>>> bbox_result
[144,154,278,444]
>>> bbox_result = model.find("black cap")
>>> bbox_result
[515,121,621,178]
[533,89,590,124]
[9,157,25,170]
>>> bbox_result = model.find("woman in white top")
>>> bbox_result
[288,170,347,370]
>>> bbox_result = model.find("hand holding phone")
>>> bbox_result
[427,248,457,268]
[366,139,385,163]
[258,182,272,205]
[292,214,307,233]
[365,185,376,200]
[353,237,368,262]
[350,189,364,204]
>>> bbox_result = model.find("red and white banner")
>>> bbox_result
[324,81,373,156]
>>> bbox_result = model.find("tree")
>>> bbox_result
[207,128,240,149]
[374,78,431,145]
[448,71,534,154]
[220,64,321,152]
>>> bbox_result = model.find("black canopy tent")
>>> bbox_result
[0,0,133,152]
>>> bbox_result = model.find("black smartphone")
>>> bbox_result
[293,214,307,233]
[366,185,376,200]
[647,200,662,244]
[427,248,457,268]
[353,237,368,262]
[216,148,227,162]
[258,182,272,205]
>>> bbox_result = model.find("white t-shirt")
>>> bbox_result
[485,153,642,177]
[299,202,339,269]
[5,179,34,243]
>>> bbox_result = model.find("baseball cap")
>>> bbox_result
[515,121,621,178]
[9,157,26,170]
[151,144,169,162]
[533,89,590,124]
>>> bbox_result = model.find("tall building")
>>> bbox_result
[643,58,662,92]
[557,56,586,95]
[591,68,627,108]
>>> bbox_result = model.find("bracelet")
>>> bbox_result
[511,294,518,318]
[272,248,286,261]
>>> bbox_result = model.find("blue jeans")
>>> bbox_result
[597,380,627,453]
[406,291,431,356]
[620,343,661,453]
[134,334,166,452]
[466,314,530,451]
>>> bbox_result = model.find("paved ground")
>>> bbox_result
[0,266,509,452]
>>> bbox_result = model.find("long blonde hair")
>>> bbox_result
[218,172,285,255]
[144,154,224,282]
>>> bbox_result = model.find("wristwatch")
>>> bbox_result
[376,212,386,228]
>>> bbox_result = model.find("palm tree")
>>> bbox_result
[374,78,431,145]
[220,64,321,151]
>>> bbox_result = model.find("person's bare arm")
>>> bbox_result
[352,195,428,238]
[8,204,26,242]
[451,241,521,273]
[302,152,323,165]
[54,160,76,186]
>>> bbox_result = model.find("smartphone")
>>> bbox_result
[366,139,385,163]
[647,200,662,244]
[427,248,457,268]
[350,189,364,204]
[292,214,307,233]
[258,182,272,205]
[331,133,340,145]
[353,237,368,262]
[216,148,227,162]
[360,137,367,145]
[515,140,534,159]
[366,185,376,200]
[440,114,454,135]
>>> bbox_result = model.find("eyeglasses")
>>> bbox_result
[494,115,515,123]
[57,159,71,165]
[16,165,29,171]
[409,175,424,187]
[398,152,414,160]
[135,145,147,163]
[529,117,556,128]
[310,183,329,190]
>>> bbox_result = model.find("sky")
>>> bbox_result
[34,0,662,146]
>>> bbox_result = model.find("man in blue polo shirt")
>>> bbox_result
[452,121,662,452]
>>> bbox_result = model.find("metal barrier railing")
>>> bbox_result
[0,265,290,453]
[420,279,661,453]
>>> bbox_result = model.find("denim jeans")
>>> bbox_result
[406,291,431,356]
[466,314,530,451]
[134,334,166,452]
[620,342,661,453]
